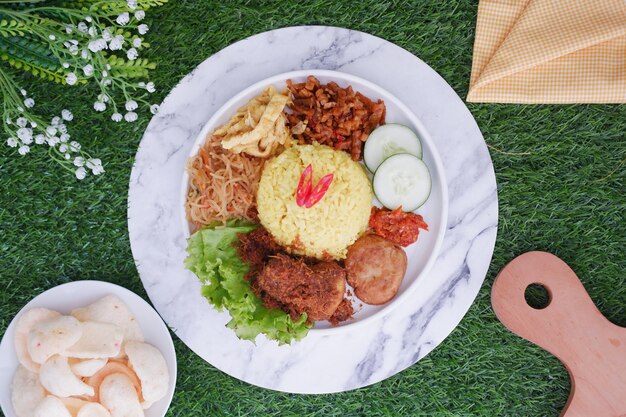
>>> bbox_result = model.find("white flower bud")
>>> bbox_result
[7,137,18,147]
[125,100,138,111]
[135,10,145,21]
[23,98,35,108]
[17,117,28,127]
[146,82,156,93]
[124,112,138,122]
[109,34,124,51]
[74,156,85,167]
[150,104,160,114]
[111,113,123,122]
[18,145,30,155]
[35,134,46,144]
[126,48,138,60]
[61,109,73,121]
[77,22,88,32]
[116,12,130,26]
[138,24,149,35]
[75,167,87,180]
[132,37,142,48]
[94,101,106,112]
[65,72,78,85]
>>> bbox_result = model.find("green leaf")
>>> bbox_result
[185,222,311,344]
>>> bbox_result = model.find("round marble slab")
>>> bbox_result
[128,26,498,394]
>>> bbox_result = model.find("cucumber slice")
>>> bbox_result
[364,124,422,173]
[373,153,431,211]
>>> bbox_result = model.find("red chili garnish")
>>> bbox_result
[296,164,313,207]
[304,173,334,208]
[295,165,334,208]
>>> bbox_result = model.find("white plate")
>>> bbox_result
[0,281,177,417]
[180,69,448,334]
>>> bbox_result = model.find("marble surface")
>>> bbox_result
[128,26,498,394]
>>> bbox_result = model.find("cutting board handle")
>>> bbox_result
[491,251,611,360]
[492,251,626,417]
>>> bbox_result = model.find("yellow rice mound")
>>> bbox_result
[257,144,372,260]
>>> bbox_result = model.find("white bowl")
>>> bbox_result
[180,69,448,334]
[0,281,177,417]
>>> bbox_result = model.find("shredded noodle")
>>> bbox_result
[186,134,265,229]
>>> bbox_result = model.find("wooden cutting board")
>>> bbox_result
[491,251,626,417]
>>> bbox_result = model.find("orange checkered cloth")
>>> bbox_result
[467,0,626,103]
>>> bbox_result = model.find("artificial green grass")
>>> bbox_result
[1,1,625,416]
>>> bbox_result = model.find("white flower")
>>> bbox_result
[65,72,77,85]
[30,121,37,128]
[132,37,142,48]
[150,104,160,114]
[69,141,81,152]
[85,16,93,23]
[18,145,30,155]
[124,112,138,122]
[51,116,61,126]
[94,101,106,112]
[82,64,94,76]
[102,70,108,77]
[74,156,85,167]
[62,109,73,121]
[125,100,138,111]
[62,62,70,69]
[128,0,138,9]
[97,93,110,103]
[109,34,124,51]
[46,126,57,136]
[64,153,71,160]
[138,24,149,35]
[70,39,78,45]
[135,10,145,21]
[17,117,28,127]
[59,144,68,153]
[23,98,35,108]
[101,78,112,86]
[60,133,70,142]
[20,89,27,96]
[47,136,60,146]
[146,82,156,93]
[75,167,87,180]
[86,158,103,173]
[49,34,56,40]
[116,12,130,26]
[88,38,107,52]
[57,124,68,134]
[17,127,32,143]
[102,29,113,42]
[17,106,24,112]
[126,48,138,60]
[7,137,18,147]
[65,27,73,34]
[34,134,46,144]
[88,26,97,37]
[77,22,88,32]
[111,113,123,122]
[69,45,79,55]
[81,49,90,60]
[5,117,11,124]
[106,64,111,70]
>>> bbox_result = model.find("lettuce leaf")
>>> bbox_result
[184,221,310,344]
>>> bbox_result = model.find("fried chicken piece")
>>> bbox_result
[256,254,346,321]
[329,299,354,326]
[237,227,282,277]
[345,234,407,305]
